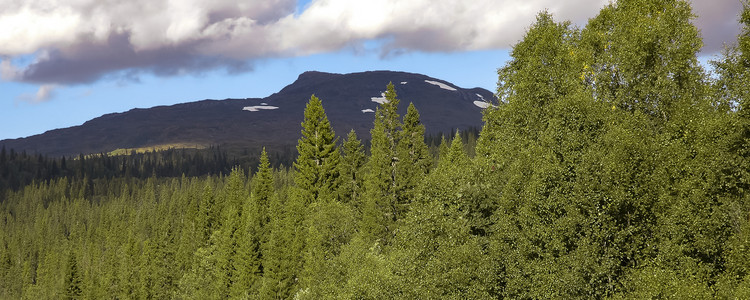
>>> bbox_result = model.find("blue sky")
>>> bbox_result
[0,0,743,141]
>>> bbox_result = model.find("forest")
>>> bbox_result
[2,0,750,298]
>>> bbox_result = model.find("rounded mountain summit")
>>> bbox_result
[1,71,496,157]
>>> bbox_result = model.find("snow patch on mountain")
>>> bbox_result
[362,109,375,113]
[425,80,457,91]
[371,92,388,104]
[473,101,491,109]
[243,105,279,112]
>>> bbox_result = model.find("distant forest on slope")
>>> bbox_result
[3,0,750,298]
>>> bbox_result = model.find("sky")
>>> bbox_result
[0,0,744,140]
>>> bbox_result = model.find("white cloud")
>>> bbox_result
[17,84,59,104]
[0,6,82,55]
[1,60,20,80]
[0,0,741,86]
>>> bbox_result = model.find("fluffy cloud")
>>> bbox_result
[17,84,58,104]
[0,0,742,86]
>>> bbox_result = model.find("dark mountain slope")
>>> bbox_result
[1,71,494,157]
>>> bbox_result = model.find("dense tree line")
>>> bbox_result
[0,145,302,193]
[0,147,234,192]
[0,129,473,195]
[2,0,750,298]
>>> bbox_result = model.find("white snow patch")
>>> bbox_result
[371,92,388,104]
[261,102,268,105]
[243,105,279,112]
[401,81,407,84]
[361,109,375,113]
[476,93,485,100]
[473,101,491,109]
[424,80,457,91]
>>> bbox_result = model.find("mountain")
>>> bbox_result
[0,71,495,157]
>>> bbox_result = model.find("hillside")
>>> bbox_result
[0,71,493,157]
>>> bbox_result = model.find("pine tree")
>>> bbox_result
[227,148,273,297]
[437,134,450,163]
[294,95,341,203]
[394,102,431,218]
[178,231,223,299]
[219,168,261,298]
[362,82,402,243]
[64,253,82,300]
[198,182,217,243]
[260,190,306,299]
[252,148,274,228]
[338,130,366,207]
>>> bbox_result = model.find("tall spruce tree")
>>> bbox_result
[394,102,431,217]
[260,190,306,299]
[338,130,366,207]
[294,95,341,203]
[252,148,273,228]
[362,82,402,243]
[234,148,274,297]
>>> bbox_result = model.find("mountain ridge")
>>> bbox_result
[1,70,494,157]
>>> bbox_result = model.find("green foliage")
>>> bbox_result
[389,201,494,299]
[260,189,305,299]
[252,148,274,228]
[298,200,356,299]
[338,130,366,207]
[64,253,82,300]
[361,82,402,243]
[3,1,750,298]
[583,0,705,122]
[294,95,341,203]
[394,103,431,217]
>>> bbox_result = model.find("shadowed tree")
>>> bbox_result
[64,253,82,300]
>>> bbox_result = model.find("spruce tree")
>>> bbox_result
[64,253,82,300]
[338,130,366,207]
[252,148,274,228]
[362,82,402,243]
[230,148,273,297]
[294,95,341,203]
[260,190,306,299]
[394,102,431,217]
[437,134,450,163]
[220,168,261,298]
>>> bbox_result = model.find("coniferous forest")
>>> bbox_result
[3,0,750,298]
